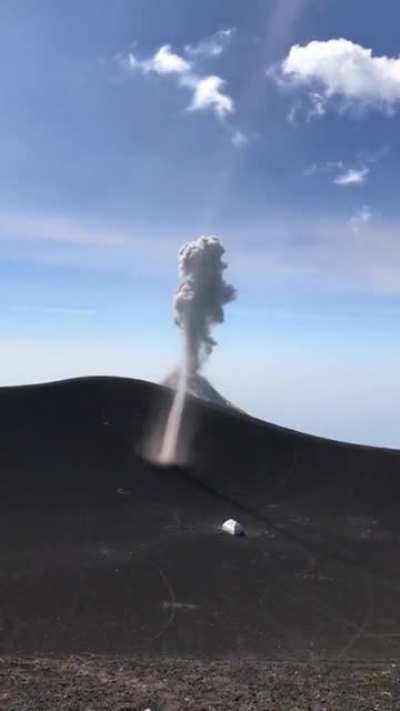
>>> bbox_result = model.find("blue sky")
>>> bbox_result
[2,0,400,447]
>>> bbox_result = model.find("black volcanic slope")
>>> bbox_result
[1,375,400,661]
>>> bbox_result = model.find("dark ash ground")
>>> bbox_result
[2,377,400,708]
[1,655,398,710]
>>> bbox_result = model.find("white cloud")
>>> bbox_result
[129,45,190,76]
[185,28,235,58]
[231,130,249,148]
[334,166,370,186]
[126,39,234,120]
[304,147,389,185]
[148,45,189,75]
[304,159,371,186]
[186,75,234,118]
[349,204,373,232]
[274,38,400,117]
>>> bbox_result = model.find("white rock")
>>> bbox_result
[221,518,244,536]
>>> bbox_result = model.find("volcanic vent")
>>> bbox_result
[163,370,237,410]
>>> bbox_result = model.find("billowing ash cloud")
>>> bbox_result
[173,236,236,374]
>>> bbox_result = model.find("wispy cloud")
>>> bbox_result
[0,211,126,246]
[304,146,388,186]
[0,208,187,274]
[271,38,400,119]
[349,204,373,232]
[125,39,234,119]
[358,144,391,165]
[304,160,345,177]
[184,28,235,59]
[11,305,97,316]
[286,92,326,124]
[128,44,190,75]
[43,306,97,316]
[334,166,370,186]
[231,129,249,148]
[229,211,400,294]
[303,162,318,176]
[4,208,400,297]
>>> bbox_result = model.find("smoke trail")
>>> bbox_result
[159,236,236,463]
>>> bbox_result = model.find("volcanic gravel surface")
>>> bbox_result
[1,377,400,708]
[0,655,399,710]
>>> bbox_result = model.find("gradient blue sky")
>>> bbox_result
[2,0,400,447]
